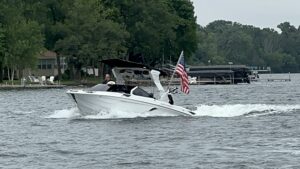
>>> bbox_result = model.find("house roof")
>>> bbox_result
[39,51,57,59]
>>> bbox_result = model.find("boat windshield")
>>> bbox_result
[107,84,135,94]
[88,84,135,94]
[88,84,153,98]
[131,87,153,98]
[88,84,110,91]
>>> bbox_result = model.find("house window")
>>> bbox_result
[38,59,54,69]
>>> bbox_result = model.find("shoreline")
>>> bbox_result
[0,84,67,90]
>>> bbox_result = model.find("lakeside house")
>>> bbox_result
[30,51,67,77]
[1,51,66,80]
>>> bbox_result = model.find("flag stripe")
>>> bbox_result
[175,53,189,94]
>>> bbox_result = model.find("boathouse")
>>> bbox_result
[188,65,251,84]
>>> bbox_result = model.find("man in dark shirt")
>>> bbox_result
[102,74,111,84]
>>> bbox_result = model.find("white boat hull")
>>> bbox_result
[67,90,194,117]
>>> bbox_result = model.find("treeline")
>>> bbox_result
[0,0,197,82]
[193,20,300,72]
[1,1,300,84]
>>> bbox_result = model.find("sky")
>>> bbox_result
[191,0,300,29]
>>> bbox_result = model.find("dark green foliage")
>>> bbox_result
[194,20,300,72]
[0,1,44,82]
[102,0,198,66]
[0,0,299,80]
[0,0,198,80]
[0,24,5,82]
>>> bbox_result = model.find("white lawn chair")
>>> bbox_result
[40,76,46,85]
[188,76,197,84]
[47,76,55,85]
[28,76,40,84]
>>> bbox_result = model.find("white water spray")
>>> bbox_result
[47,104,300,119]
[46,108,80,119]
[193,104,300,117]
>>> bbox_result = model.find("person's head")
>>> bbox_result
[105,74,110,81]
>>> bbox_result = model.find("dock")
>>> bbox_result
[259,73,292,82]
[188,65,251,84]
[125,79,238,86]
[266,78,291,82]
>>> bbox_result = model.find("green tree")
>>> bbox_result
[22,0,68,80]
[277,22,300,72]
[194,20,300,72]
[0,1,44,83]
[55,0,128,79]
[0,24,5,82]
[5,20,44,83]
[102,0,198,66]
[169,0,198,58]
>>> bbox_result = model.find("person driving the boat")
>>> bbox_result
[102,74,111,84]
[102,74,115,85]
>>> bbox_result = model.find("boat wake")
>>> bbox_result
[46,108,176,119]
[46,108,80,119]
[193,104,300,117]
[83,110,176,119]
[47,104,300,119]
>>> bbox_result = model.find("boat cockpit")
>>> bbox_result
[88,84,154,98]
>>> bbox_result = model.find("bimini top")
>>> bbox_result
[101,59,150,69]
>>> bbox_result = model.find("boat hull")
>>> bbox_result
[67,90,194,117]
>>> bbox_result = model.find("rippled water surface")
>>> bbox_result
[1,74,300,168]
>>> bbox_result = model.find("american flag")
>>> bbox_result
[175,52,190,94]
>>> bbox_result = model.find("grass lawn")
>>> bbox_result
[0,80,21,85]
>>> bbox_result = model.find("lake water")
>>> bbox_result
[1,74,300,168]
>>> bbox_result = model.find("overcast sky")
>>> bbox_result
[191,0,300,29]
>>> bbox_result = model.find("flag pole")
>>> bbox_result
[167,51,184,90]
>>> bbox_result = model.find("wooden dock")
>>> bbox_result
[261,74,291,82]
[266,78,291,82]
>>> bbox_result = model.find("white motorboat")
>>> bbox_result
[67,59,195,117]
